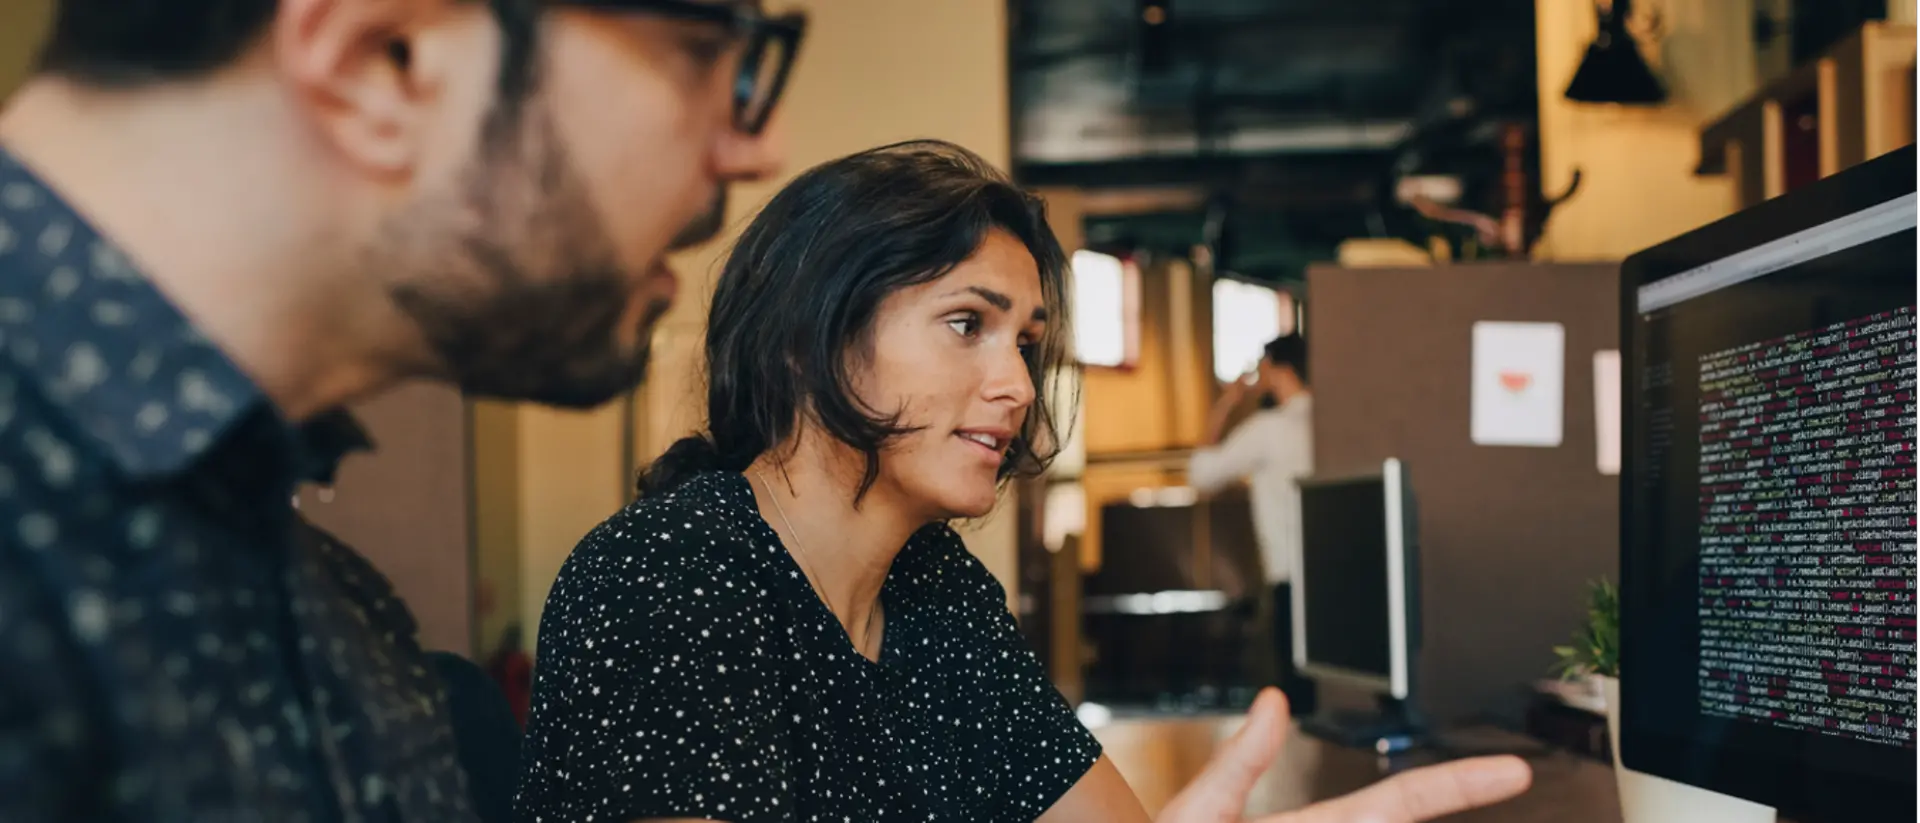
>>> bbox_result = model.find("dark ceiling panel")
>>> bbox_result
[1010,0,1540,280]
[1012,0,1537,164]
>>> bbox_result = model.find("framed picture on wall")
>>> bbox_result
[1071,249,1142,369]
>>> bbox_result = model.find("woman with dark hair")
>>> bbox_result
[514,141,1530,823]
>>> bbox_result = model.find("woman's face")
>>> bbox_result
[850,229,1049,520]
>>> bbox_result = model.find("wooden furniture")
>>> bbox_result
[1080,258,1214,458]
[1098,713,1815,823]
[1100,717,1621,822]
[1525,684,1613,763]
[1077,454,1189,572]
[1698,22,1917,209]
[1077,483,1266,706]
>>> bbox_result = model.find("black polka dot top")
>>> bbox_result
[514,471,1101,822]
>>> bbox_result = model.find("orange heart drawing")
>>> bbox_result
[1498,371,1532,392]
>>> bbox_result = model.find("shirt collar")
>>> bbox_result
[297,409,375,485]
[0,145,277,479]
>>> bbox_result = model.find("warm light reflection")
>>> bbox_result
[1072,249,1134,368]
[1212,278,1288,382]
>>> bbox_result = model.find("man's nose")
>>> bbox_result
[715,114,787,183]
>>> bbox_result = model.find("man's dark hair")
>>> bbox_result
[37,0,540,104]
[637,140,1076,503]
[1264,332,1307,383]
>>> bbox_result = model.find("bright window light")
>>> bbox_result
[1076,701,1114,729]
[1212,278,1286,382]
[1071,250,1132,368]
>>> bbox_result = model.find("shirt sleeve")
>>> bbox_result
[926,527,1103,820]
[1188,411,1281,492]
[515,514,790,823]
[1265,409,1315,484]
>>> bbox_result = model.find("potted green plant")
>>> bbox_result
[1552,578,1619,689]
[1553,578,1774,823]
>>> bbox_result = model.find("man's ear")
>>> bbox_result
[273,0,440,178]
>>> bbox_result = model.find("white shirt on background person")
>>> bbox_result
[1187,394,1314,585]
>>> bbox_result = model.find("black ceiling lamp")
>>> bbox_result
[1199,192,1233,277]
[1564,0,1666,105]
[1137,0,1173,73]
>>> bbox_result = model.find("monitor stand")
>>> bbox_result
[1299,695,1426,754]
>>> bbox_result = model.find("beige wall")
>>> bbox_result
[470,400,524,652]
[509,403,629,648]
[1533,0,1758,260]
[0,0,51,100]
[637,0,1013,447]
[470,398,632,655]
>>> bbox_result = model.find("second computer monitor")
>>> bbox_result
[1294,458,1419,700]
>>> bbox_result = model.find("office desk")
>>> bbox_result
[1096,714,1622,821]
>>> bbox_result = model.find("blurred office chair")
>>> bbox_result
[428,651,523,823]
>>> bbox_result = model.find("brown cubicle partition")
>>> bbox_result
[295,384,474,655]
[1305,262,1618,725]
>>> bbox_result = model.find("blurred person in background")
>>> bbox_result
[1190,333,1317,716]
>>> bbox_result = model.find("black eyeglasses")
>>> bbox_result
[563,0,806,135]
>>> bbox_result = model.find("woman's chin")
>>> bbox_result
[930,485,1003,521]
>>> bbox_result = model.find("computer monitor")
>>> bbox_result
[1295,458,1422,749]
[1621,145,1916,822]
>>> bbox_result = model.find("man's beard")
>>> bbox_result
[673,188,727,249]
[376,107,703,409]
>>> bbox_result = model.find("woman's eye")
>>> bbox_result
[947,314,981,338]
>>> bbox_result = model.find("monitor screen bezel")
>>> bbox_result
[1293,458,1411,699]
[1619,145,1916,822]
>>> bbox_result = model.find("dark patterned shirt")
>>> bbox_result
[0,147,475,821]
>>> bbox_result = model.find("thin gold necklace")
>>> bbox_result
[754,471,881,657]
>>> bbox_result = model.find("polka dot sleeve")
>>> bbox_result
[919,527,1104,818]
[516,516,792,823]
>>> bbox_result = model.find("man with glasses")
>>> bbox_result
[0,0,790,820]
[0,2,1526,821]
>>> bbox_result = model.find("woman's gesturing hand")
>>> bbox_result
[1155,690,1533,823]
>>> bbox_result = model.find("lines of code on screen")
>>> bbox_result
[1696,306,1917,749]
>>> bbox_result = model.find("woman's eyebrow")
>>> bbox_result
[945,285,1048,322]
